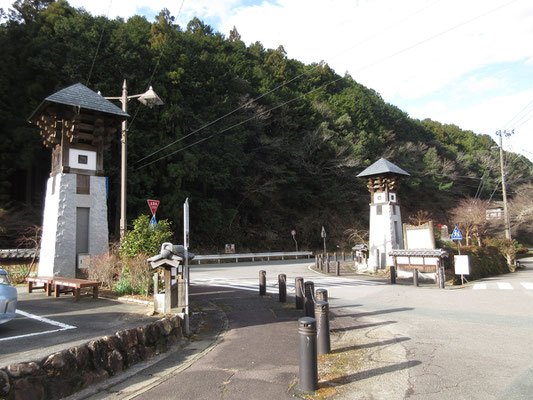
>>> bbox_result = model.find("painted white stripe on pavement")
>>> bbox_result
[0,310,76,342]
[521,282,533,290]
[473,284,487,290]
[497,282,513,290]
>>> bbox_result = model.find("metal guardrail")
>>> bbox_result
[194,251,313,264]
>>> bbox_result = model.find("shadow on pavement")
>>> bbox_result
[333,336,411,354]
[330,320,397,333]
[321,360,422,386]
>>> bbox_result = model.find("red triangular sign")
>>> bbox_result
[147,199,160,216]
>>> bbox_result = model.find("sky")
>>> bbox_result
[2,0,533,163]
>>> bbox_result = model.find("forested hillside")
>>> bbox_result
[1,0,531,251]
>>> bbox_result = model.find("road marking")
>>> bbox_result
[0,310,77,343]
[521,282,533,290]
[473,284,487,290]
[497,282,513,290]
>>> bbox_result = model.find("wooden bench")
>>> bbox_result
[26,277,101,301]
[53,278,101,301]
[27,276,54,296]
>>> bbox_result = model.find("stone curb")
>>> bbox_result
[0,314,183,400]
[66,303,229,400]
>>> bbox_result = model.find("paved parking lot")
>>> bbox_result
[0,287,158,367]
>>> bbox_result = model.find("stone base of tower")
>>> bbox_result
[38,173,109,278]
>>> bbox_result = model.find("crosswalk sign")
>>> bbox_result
[451,226,462,240]
[149,215,157,229]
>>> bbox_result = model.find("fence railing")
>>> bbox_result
[194,251,313,264]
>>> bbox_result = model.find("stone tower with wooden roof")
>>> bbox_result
[357,158,409,271]
[29,83,128,277]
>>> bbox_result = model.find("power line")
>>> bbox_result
[86,0,113,86]
[135,61,326,164]
[136,74,346,169]
[137,0,519,167]
[135,1,443,165]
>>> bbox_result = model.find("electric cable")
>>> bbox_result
[135,0,444,164]
[86,0,113,86]
[136,74,346,169]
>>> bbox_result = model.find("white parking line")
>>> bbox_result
[473,283,487,290]
[0,310,77,342]
[497,283,513,290]
[521,282,533,290]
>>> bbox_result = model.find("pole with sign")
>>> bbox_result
[183,198,190,336]
[321,226,327,255]
[451,226,462,255]
[147,199,160,229]
[291,229,298,252]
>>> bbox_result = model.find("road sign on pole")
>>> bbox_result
[451,226,462,241]
[321,226,326,255]
[451,226,463,255]
[149,215,157,229]
[291,229,296,237]
[147,199,160,216]
[183,198,190,336]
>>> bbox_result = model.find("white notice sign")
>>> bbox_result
[454,255,470,275]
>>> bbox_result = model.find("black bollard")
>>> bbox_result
[316,288,328,302]
[335,261,340,276]
[298,317,318,393]
[413,268,419,287]
[315,300,331,355]
[319,257,323,271]
[279,274,287,302]
[259,270,266,296]
[439,267,445,289]
[390,266,396,284]
[326,258,330,274]
[295,277,304,309]
[304,281,315,318]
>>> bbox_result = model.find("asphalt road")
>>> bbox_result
[0,288,157,367]
[7,257,533,399]
[187,258,533,399]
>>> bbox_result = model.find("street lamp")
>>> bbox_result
[104,80,163,239]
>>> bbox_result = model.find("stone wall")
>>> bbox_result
[0,315,182,400]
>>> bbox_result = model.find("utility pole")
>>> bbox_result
[495,129,513,239]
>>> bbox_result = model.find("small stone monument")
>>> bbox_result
[148,243,195,314]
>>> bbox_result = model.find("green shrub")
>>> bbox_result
[119,215,173,259]
[485,238,526,271]
[114,276,133,296]
[122,253,152,296]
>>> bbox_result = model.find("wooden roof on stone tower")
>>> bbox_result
[357,158,410,178]
[28,83,129,148]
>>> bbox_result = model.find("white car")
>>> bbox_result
[0,267,17,324]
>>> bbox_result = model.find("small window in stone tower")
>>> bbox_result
[376,205,382,215]
[78,154,88,165]
[77,174,90,195]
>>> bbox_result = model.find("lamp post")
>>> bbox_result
[495,129,513,240]
[105,80,163,239]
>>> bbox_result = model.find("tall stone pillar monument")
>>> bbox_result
[357,158,409,271]
[29,83,128,277]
